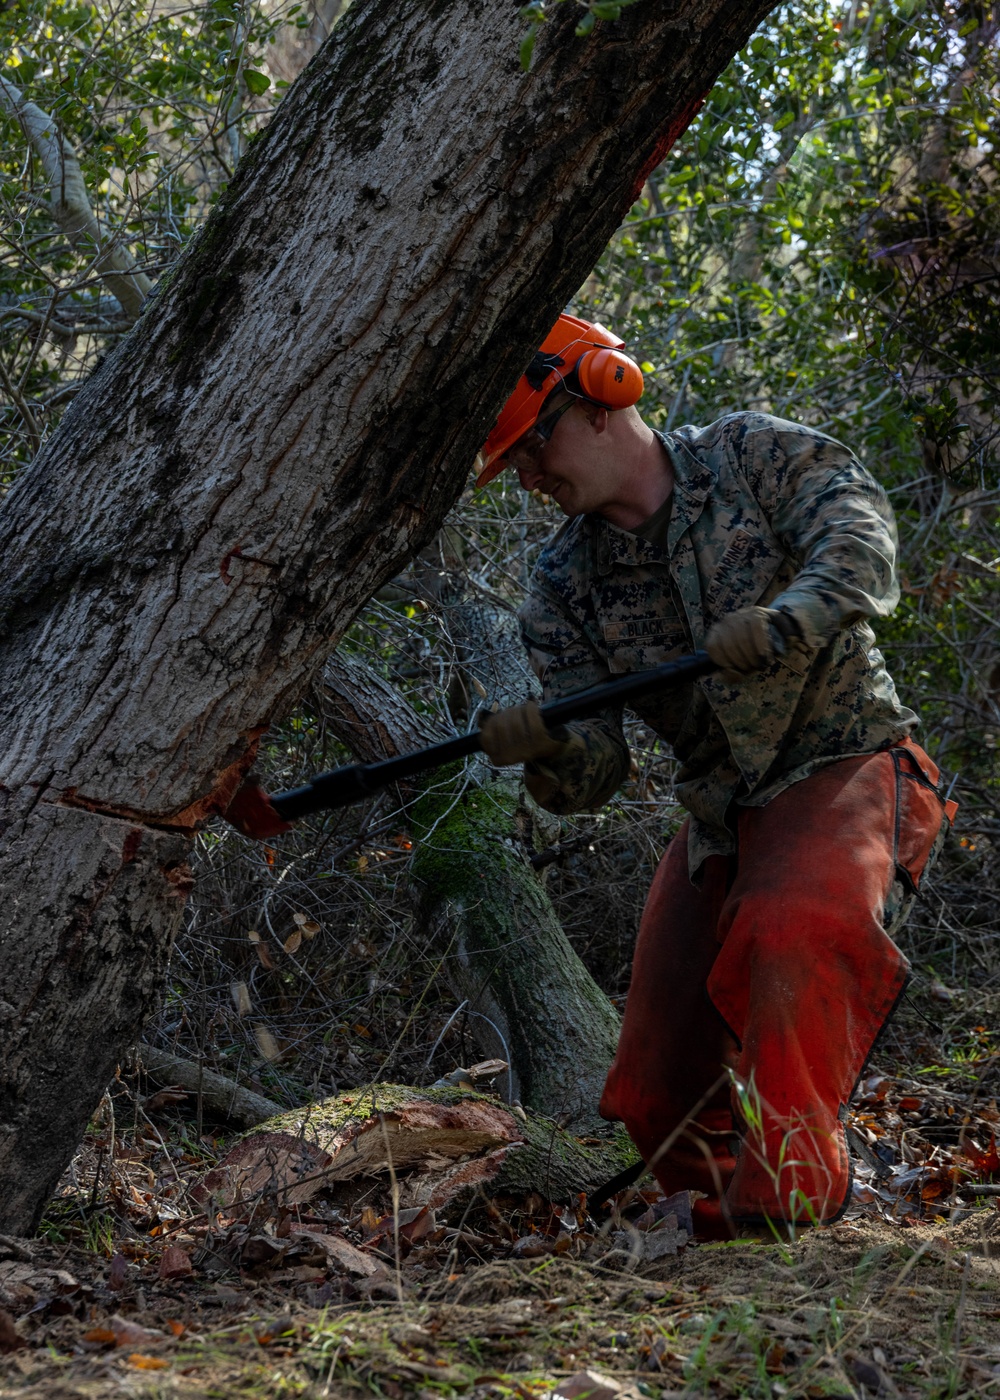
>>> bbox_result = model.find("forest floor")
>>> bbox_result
[0,1211,998,1400]
[2,1033,1000,1400]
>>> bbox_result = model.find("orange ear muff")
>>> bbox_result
[575,346,644,409]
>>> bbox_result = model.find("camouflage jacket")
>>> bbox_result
[519,412,918,875]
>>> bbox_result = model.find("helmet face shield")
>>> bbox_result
[475,314,643,489]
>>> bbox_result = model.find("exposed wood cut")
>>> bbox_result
[193,1087,524,1213]
[192,1084,636,1215]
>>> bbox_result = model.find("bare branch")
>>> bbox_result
[0,74,153,322]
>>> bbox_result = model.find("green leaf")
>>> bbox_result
[519,21,541,72]
[243,69,271,96]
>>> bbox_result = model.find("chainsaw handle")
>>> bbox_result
[538,648,715,727]
[271,650,716,822]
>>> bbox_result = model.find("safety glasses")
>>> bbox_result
[502,397,577,473]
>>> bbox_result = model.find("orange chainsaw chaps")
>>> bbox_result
[601,738,951,1233]
[600,838,740,1238]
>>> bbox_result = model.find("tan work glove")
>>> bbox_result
[705,606,789,679]
[478,700,569,767]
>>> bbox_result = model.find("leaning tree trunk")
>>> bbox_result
[0,0,777,1233]
[414,534,622,1129]
[320,604,621,1133]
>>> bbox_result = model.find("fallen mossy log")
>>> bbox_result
[194,1083,636,1214]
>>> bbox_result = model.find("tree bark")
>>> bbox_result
[0,0,777,1233]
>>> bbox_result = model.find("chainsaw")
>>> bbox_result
[269,650,716,822]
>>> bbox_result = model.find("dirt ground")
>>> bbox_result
[2,1054,1000,1400]
[1,1211,998,1398]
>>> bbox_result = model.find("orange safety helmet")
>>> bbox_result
[476,313,644,488]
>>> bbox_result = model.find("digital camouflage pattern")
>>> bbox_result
[519,412,919,875]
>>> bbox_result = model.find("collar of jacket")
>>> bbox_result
[654,429,716,550]
[587,431,715,646]
[588,428,715,571]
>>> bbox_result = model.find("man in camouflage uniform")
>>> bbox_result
[476,314,953,1233]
